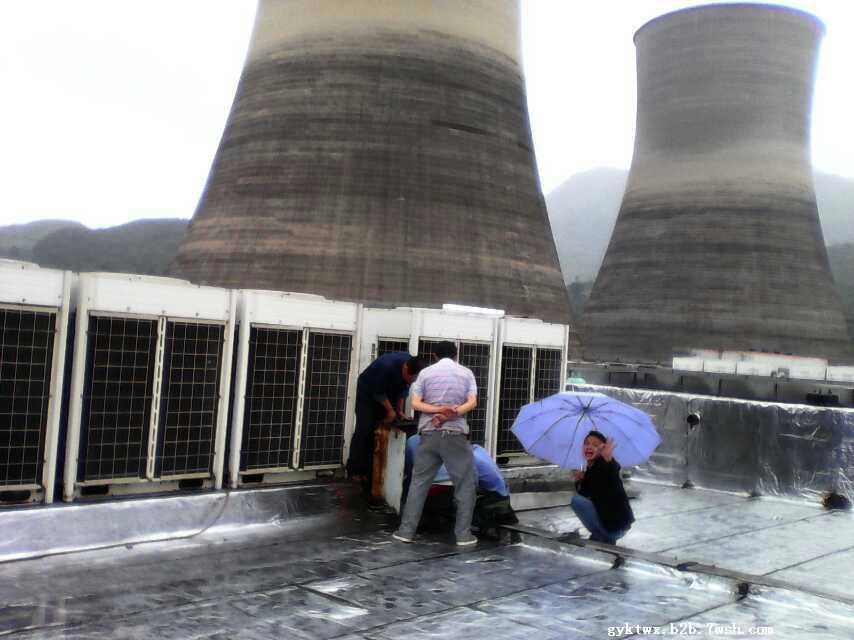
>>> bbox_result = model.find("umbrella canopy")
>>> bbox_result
[510,391,661,469]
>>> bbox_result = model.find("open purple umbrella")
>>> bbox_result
[511,391,661,469]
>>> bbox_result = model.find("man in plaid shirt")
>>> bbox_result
[393,340,478,546]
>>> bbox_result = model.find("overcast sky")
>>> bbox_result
[0,1,851,228]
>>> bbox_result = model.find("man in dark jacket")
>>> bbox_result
[570,430,634,544]
[345,352,425,482]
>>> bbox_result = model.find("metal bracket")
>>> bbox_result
[529,345,538,404]
[291,327,310,469]
[146,317,167,480]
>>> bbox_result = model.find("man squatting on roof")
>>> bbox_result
[394,340,479,546]
[571,430,635,544]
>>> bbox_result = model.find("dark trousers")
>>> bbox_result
[397,431,476,541]
[346,395,384,478]
[570,495,629,544]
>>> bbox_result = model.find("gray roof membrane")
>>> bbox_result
[1,479,853,639]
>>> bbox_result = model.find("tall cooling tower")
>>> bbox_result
[582,4,851,364]
[171,0,576,333]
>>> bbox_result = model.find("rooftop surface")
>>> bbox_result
[2,480,853,639]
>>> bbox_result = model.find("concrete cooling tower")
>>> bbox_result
[582,3,852,364]
[171,0,576,332]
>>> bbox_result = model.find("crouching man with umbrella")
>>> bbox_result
[512,392,661,545]
[572,431,633,544]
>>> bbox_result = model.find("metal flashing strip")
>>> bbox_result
[0,482,361,564]
[504,520,854,608]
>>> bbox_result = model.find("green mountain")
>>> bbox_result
[0,219,188,276]
[0,219,86,261]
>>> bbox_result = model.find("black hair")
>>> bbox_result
[585,430,607,444]
[406,356,427,375]
[434,340,457,360]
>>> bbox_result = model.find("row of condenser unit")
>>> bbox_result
[0,261,569,504]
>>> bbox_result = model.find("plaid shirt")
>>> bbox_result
[411,358,477,434]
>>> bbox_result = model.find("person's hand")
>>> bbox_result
[431,413,449,427]
[396,411,412,422]
[382,409,396,425]
[574,470,585,482]
[601,438,616,461]
[438,406,456,418]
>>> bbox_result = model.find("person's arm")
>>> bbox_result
[395,396,411,421]
[378,396,396,424]
[411,392,453,415]
[367,365,395,423]
[574,468,588,495]
[600,438,617,462]
[596,457,625,502]
[454,392,477,416]
[374,359,404,423]
[453,370,478,416]
[410,370,452,416]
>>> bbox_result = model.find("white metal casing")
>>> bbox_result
[500,316,567,348]
[702,359,738,375]
[228,290,360,487]
[412,308,497,344]
[0,261,73,504]
[0,259,68,308]
[359,307,414,371]
[409,307,501,452]
[359,306,575,460]
[63,272,236,501]
[492,316,569,459]
[672,357,706,373]
[827,367,854,384]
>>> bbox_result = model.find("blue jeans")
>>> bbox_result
[570,495,628,545]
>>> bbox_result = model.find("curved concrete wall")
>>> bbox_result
[171,0,576,331]
[582,4,851,364]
